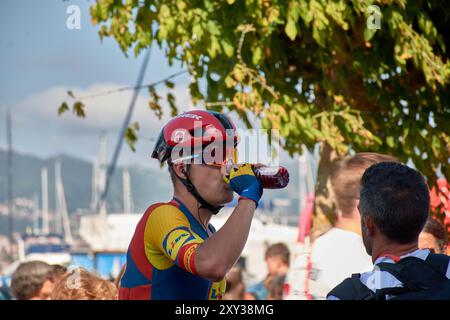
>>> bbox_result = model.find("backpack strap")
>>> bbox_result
[376,261,423,291]
[327,274,375,300]
[328,253,450,300]
[378,255,447,285]
[425,253,450,275]
[374,255,449,299]
[373,286,413,300]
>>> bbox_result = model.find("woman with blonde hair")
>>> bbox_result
[51,268,118,300]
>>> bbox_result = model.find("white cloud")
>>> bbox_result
[6,82,296,168]
[15,82,190,133]
[6,82,191,167]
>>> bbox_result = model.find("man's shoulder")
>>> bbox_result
[361,251,449,287]
[143,201,192,246]
[145,201,182,215]
[143,201,187,226]
[327,274,373,300]
[328,251,450,300]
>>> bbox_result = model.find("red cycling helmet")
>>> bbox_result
[151,110,239,164]
[151,110,239,214]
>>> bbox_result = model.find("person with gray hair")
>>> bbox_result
[10,261,64,300]
[306,153,397,299]
[328,162,450,300]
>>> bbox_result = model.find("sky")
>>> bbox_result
[0,0,300,172]
[0,0,192,169]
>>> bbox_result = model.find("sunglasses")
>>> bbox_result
[202,147,238,168]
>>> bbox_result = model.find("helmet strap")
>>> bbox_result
[169,163,223,215]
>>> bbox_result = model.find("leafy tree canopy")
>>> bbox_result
[56,0,450,230]
[87,0,450,183]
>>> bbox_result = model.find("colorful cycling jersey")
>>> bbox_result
[119,197,226,300]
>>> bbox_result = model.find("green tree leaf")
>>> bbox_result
[167,92,178,116]
[58,102,69,116]
[73,101,86,118]
[165,80,175,89]
[125,126,138,152]
[285,18,298,41]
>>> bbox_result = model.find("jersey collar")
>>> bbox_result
[171,197,214,238]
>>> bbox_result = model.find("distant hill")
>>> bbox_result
[0,149,173,214]
[0,149,303,221]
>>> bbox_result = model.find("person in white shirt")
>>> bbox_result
[328,162,450,300]
[308,153,397,299]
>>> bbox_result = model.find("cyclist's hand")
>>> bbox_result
[224,163,262,207]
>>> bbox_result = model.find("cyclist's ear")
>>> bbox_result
[171,161,187,179]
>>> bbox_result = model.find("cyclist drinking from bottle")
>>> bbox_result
[119,110,263,300]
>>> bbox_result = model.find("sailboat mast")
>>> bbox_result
[54,161,63,235]
[32,193,40,234]
[55,160,73,243]
[123,168,132,213]
[6,110,14,255]
[41,166,49,234]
